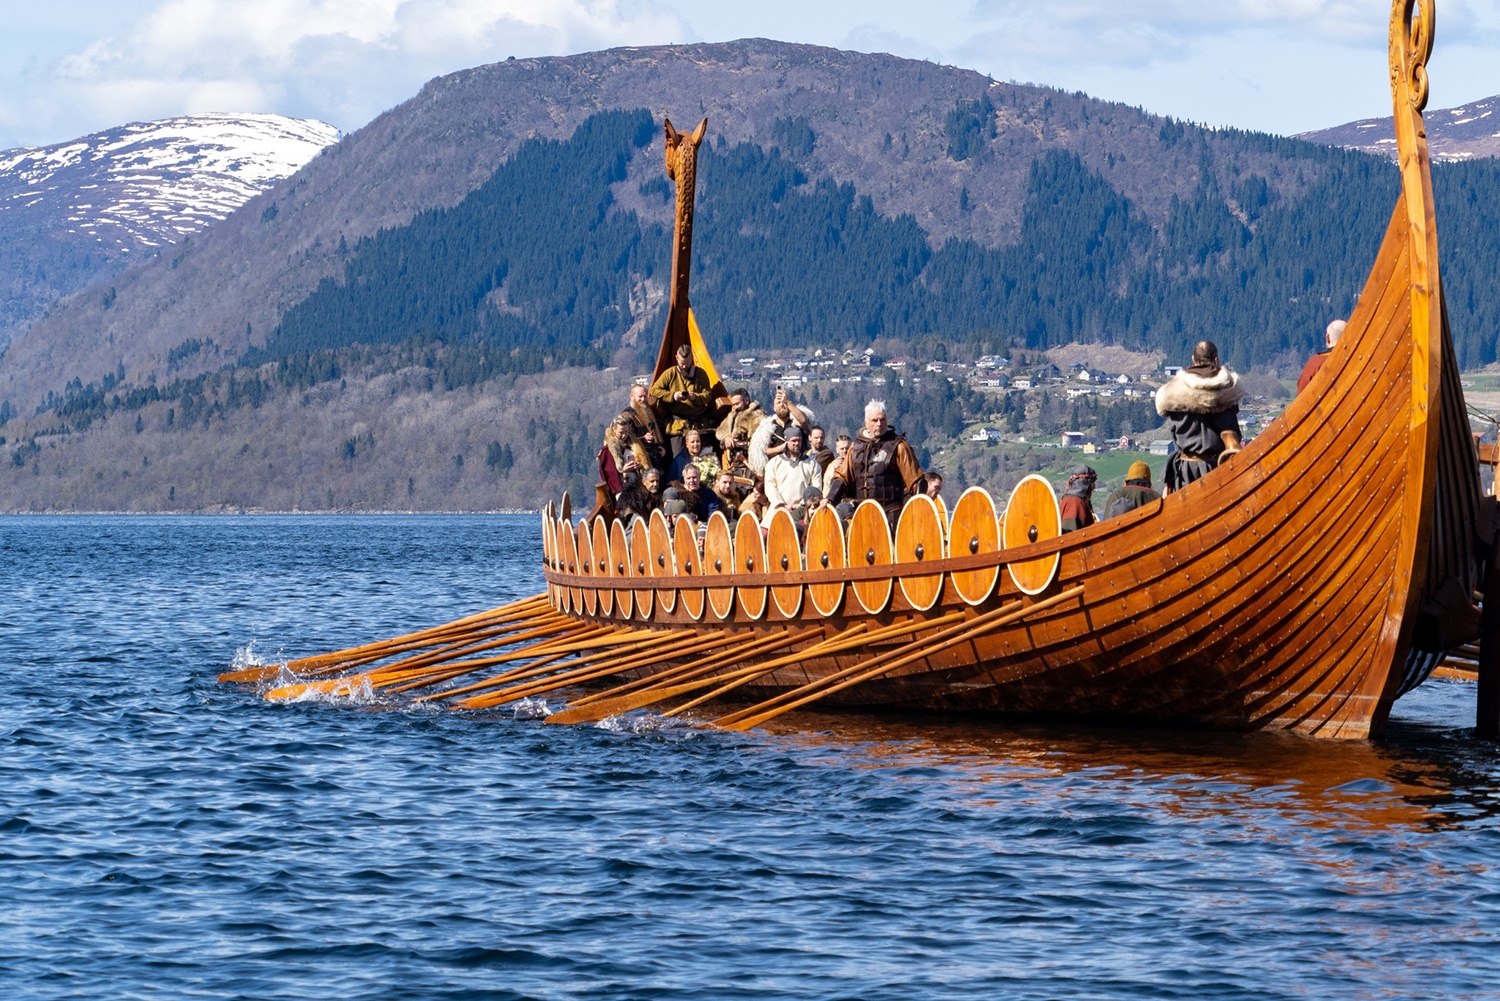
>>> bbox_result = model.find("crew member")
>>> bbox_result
[1297,319,1346,395]
[763,425,823,514]
[1059,465,1097,532]
[749,386,813,475]
[1101,461,1160,519]
[1155,340,1244,493]
[824,400,926,523]
[623,384,668,471]
[649,344,715,455]
[716,387,766,459]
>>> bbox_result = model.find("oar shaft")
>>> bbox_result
[723,586,1086,730]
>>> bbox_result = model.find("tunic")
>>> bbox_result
[826,429,925,522]
[649,366,716,436]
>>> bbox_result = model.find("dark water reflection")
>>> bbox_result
[2,516,1498,1000]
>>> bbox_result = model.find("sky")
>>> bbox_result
[2,0,1498,150]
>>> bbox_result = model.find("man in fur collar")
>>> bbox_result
[1155,340,1245,493]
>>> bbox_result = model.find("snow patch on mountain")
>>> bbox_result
[0,113,340,255]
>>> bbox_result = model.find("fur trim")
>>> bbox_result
[748,405,815,476]
[1155,367,1243,416]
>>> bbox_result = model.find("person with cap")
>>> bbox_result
[1102,461,1161,519]
[1297,319,1346,395]
[763,424,823,515]
[649,344,716,456]
[1155,340,1245,493]
[824,400,927,525]
[1059,465,1098,532]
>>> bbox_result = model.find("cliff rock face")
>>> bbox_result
[0,114,338,349]
[1297,94,1500,162]
[0,39,1306,412]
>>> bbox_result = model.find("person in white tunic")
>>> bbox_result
[763,426,824,515]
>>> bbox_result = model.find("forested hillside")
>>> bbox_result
[252,108,1500,375]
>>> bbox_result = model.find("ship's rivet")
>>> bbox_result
[866,548,876,565]
[820,552,830,568]
[915,544,925,560]
[1028,525,1039,543]
[780,554,790,570]
[969,536,980,554]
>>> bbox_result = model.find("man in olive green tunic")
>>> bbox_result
[650,344,716,455]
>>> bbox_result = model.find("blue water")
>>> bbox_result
[3,515,1500,1000]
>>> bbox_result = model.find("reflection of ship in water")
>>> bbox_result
[732,680,1500,832]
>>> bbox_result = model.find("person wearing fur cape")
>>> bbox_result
[1155,340,1245,493]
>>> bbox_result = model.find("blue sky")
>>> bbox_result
[2,0,1497,149]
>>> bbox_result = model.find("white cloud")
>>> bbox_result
[15,0,688,144]
[3,0,1498,147]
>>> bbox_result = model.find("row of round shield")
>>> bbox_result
[542,474,1062,622]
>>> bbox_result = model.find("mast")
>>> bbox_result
[650,117,725,399]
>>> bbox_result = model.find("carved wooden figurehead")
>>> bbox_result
[663,117,708,309]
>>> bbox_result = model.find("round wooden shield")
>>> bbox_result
[934,494,949,533]
[609,518,633,619]
[804,505,846,617]
[950,487,1001,606]
[543,513,559,610]
[673,515,705,621]
[629,516,653,620]
[735,512,768,620]
[559,490,572,527]
[847,499,894,614]
[703,512,736,620]
[894,495,944,611]
[576,519,597,615]
[592,517,614,617]
[648,509,677,615]
[1004,474,1062,596]
[556,516,579,614]
[766,508,804,619]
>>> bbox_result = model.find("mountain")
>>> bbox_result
[0,113,339,348]
[0,39,1369,413]
[1297,94,1500,161]
[3,40,1500,512]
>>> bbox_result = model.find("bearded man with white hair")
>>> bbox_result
[824,400,927,523]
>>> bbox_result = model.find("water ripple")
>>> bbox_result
[2,515,1499,999]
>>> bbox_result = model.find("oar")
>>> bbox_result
[660,616,964,718]
[718,585,1086,730]
[543,629,819,725]
[263,621,607,701]
[457,630,735,709]
[544,620,942,725]
[219,599,557,683]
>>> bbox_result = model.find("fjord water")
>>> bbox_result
[3,516,1499,1000]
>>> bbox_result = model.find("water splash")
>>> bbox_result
[228,639,283,670]
[512,697,553,720]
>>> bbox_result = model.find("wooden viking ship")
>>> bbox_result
[225,0,1497,740]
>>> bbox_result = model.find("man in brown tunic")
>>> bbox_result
[649,344,715,453]
[824,400,926,523]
